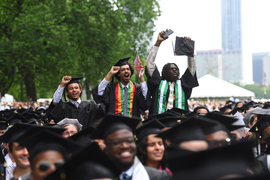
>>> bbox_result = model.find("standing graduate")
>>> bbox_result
[145,30,199,114]
[48,76,104,130]
[92,57,150,117]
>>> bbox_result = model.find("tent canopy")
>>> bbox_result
[190,74,255,99]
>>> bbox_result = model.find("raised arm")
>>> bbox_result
[53,76,72,104]
[146,30,168,77]
[184,36,196,76]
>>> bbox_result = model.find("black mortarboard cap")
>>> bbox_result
[135,119,165,142]
[90,113,141,140]
[18,129,81,161]
[219,105,232,113]
[263,102,270,109]
[0,109,14,119]
[17,108,27,115]
[7,113,31,125]
[26,113,41,123]
[147,111,176,120]
[156,117,216,143]
[66,77,84,87]
[241,101,255,111]
[44,143,121,180]
[166,142,255,180]
[157,116,188,127]
[0,123,35,143]
[174,36,195,57]
[114,57,131,67]
[205,111,238,125]
[0,121,7,130]
[167,108,189,116]
[68,126,95,147]
[229,107,243,115]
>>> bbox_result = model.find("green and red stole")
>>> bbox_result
[115,81,136,117]
[157,80,185,114]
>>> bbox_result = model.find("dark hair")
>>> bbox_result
[8,142,14,153]
[161,63,179,80]
[136,136,167,169]
[193,106,209,114]
[114,63,134,81]
[64,83,83,100]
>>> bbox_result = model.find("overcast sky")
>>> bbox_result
[151,0,270,84]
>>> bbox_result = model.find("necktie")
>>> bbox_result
[124,87,128,116]
[122,173,130,180]
[75,102,79,108]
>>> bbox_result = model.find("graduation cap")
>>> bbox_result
[68,126,95,147]
[7,113,32,125]
[17,129,81,162]
[0,121,8,130]
[157,116,188,127]
[57,118,83,132]
[219,105,232,113]
[114,57,131,67]
[263,102,270,109]
[229,107,243,115]
[90,113,141,140]
[174,36,195,57]
[166,141,255,180]
[44,143,121,180]
[0,109,14,119]
[167,108,189,116]
[135,119,165,142]
[0,123,35,143]
[205,111,238,126]
[26,113,41,123]
[147,111,177,120]
[241,101,255,111]
[156,117,216,144]
[65,77,84,87]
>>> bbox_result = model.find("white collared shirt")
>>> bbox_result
[53,85,81,105]
[119,165,134,180]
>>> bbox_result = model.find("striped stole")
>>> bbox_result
[157,80,185,114]
[115,81,136,117]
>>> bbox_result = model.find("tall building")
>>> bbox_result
[221,0,242,51]
[196,50,242,82]
[196,0,243,82]
[252,52,270,85]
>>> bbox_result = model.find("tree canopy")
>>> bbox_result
[0,0,160,101]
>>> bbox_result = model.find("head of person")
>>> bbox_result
[193,106,209,116]
[103,122,136,171]
[0,121,7,136]
[64,77,83,101]
[9,141,30,169]
[136,120,166,169]
[114,61,134,85]
[57,118,82,138]
[235,101,243,108]
[17,130,81,180]
[161,63,179,82]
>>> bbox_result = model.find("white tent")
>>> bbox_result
[1,94,14,103]
[190,74,255,99]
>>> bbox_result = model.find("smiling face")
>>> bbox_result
[11,142,30,168]
[66,83,82,101]
[118,65,131,85]
[104,129,136,171]
[166,64,179,82]
[146,134,165,165]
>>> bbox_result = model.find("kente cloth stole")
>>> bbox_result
[115,81,136,117]
[157,80,185,114]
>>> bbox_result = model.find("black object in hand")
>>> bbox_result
[161,29,174,39]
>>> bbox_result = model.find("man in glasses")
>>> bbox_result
[91,114,170,180]
[56,118,83,138]
[17,129,81,180]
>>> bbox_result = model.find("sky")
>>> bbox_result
[151,0,270,84]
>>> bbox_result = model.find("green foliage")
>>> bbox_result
[230,82,270,99]
[0,0,160,101]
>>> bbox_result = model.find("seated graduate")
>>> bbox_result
[49,76,104,129]
[92,57,150,117]
[90,113,171,180]
[56,118,82,138]
[135,119,172,176]
[145,30,198,114]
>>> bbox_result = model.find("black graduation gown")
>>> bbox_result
[145,65,199,115]
[48,100,104,130]
[92,81,150,117]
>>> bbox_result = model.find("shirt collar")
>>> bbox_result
[120,164,134,179]
[120,82,130,89]
[70,98,81,105]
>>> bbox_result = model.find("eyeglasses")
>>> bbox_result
[208,138,231,148]
[36,160,65,171]
[107,137,135,148]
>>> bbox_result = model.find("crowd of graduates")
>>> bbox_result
[1,30,270,180]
